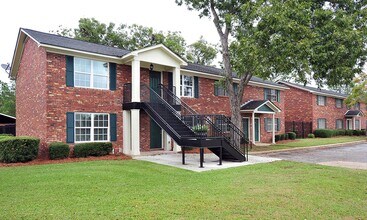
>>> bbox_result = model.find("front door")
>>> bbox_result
[255,118,260,142]
[150,71,162,149]
[346,119,353,130]
[242,118,249,139]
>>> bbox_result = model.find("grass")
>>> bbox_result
[0,160,366,219]
[251,136,366,152]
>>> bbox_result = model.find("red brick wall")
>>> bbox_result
[283,86,366,131]
[44,53,131,154]
[182,77,285,143]
[16,38,48,156]
[283,87,313,122]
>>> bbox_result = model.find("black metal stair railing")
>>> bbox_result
[123,83,223,139]
[158,84,249,160]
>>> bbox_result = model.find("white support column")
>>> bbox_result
[172,141,181,152]
[353,117,356,130]
[122,110,131,155]
[131,58,141,102]
[173,66,181,98]
[272,114,276,144]
[130,109,140,156]
[252,112,256,143]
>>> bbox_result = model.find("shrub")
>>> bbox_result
[308,133,315,138]
[287,132,296,140]
[275,134,280,142]
[0,137,40,163]
[336,129,346,136]
[73,142,112,158]
[284,133,289,140]
[192,125,209,133]
[314,129,337,138]
[345,130,354,136]
[49,142,70,160]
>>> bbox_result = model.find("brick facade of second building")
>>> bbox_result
[283,84,366,132]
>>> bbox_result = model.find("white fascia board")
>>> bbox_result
[254,101,281,113]
[181,69,288,90]
[42,44,123,63]
[130,44,187,65]
[279,81,347,99]
[0,113,16,119]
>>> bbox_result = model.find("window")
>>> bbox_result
[265,118,280,132]
[180,75,194,97]
[74,57,109,89]
[214,116,230,132]
[335,99,343,108]
[214,82,238,96]
[75,113,109,142]
[317,118,327,129]
[336,119,343,129]
[354,102,360,110]
[317,95,326,106]
[264,89,280,102]
[355,119,360,130]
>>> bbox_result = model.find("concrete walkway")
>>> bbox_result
[133,153,281,172]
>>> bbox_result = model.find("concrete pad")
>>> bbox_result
[133,153,281,172]
[318,161,367,170]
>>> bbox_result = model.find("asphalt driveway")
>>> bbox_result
[260,142,367,170]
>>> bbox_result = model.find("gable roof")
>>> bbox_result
[22,28,131,57]
[240,100,281,113]
[0,113,16,124]
[345,110,363,117]
[182,63,288,89]
[11,28,288,89]
[279,81,347,99]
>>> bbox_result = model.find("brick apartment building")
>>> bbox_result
[10,28,289,160]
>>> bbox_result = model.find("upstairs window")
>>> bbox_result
[317,95,326,106]
[180,75,194,97]
[264,88,280,102]
[214,82,238,96]
[354,102,360,110]
[74,58,109,89]
[335,99,343,108]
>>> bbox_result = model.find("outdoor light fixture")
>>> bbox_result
[150,63,154,71]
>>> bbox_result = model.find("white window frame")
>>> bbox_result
[75,113,110,143]
[335,99,343,108]
[265,118,280,132]
[336,119,343,129]
[180,74,194,98]
[74,57,110,90]
[355,119,360,130]
[317,96,326,106]
[317,118,327,129]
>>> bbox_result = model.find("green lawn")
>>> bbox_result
[0,160,366,219]
[251,136,366,152]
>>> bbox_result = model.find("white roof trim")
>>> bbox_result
[241,100,281,113]
[182,69,288,90]
[344,110,363,116]
[279,81,347,99]
[122,44,187,66]
[0,113,16,119]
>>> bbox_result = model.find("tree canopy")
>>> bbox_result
[345,73,367,106]
[0,80,16,117]
[54,18,217,64]
[176,0,367,130]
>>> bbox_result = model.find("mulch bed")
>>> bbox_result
[0,154,132,168]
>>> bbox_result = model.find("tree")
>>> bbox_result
[186,36,217,65]
[54,18,187,57]
[0,80,16,116]
[345,73,367,107]
[176,0,367,132]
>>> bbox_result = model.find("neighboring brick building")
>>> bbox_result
[280,81,365,135]
[11,28,288,158]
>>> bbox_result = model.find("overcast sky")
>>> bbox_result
[0,0,219,83]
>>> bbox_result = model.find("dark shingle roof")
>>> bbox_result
[182,63,287,88]
[345,110,362,116]
[0,113,16,123]
[22,28,131,57]
[240,100,268,110]
[279,81,347,98]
